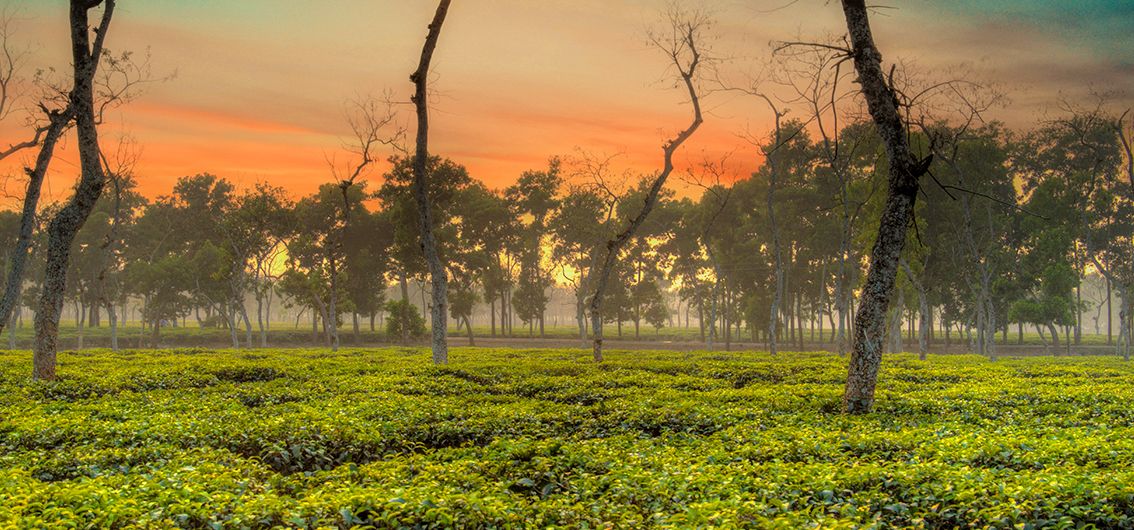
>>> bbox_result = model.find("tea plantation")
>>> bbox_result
[2,347,1134,528]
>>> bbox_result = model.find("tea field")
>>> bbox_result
[2,347,1134,528]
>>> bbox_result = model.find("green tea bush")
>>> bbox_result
[3,347,1134,528]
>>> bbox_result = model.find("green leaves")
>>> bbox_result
[2,348,1134,527]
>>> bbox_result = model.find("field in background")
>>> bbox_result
[3,347,1134,527]
[0,320,1123,355]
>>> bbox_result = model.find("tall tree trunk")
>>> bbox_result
[589,11,704,362]
[765,100,784,356]
[34,1,118,380]
[410,0,453,365]
[0,110,72,337]
[840,0,931,413]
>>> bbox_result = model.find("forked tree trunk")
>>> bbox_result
[839,0,931,413]
[33,0,117,380]
[410,0,453,364]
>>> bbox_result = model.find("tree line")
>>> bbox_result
[0,1,1130,414]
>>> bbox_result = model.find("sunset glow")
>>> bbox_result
[0,1,1131,202]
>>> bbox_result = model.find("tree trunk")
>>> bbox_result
[108,301,118,352]
[900,260,929,360]
[840,0,930,413]
[1107,276,1113,346]
[575,287,586,345]
[228,305,239,348]
[328,258,339,352]
[399,271,410,344]
[311,310,318,344]
[410,0,453,365]
[257,290,267,347]
[465,315,475,346]
[33,0,117,380]
[589,12,704,362]
[8,309,16,350]
[353,313,360,344]
[0,108,72,336]
[240,303,253,348]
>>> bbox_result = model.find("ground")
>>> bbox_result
[2,347,1133,528]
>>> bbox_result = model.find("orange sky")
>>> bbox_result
[0,0,1131,206]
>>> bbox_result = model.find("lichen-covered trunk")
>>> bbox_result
[410,0,452,365]
[33,0,116,380]
[840,0,927,413]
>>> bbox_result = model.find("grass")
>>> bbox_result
[0,319,1124,350]
[2,347,1134,527]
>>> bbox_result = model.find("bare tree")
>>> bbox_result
[838,0,934,413]
[411,0,453,364]
[588,4,710,362]
[326,95,402,352]
[33,0,117,381]
[758,96,787,356]
[0,8,73,338]
[772,38,869,356]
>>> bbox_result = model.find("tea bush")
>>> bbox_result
[2,347,1133,528]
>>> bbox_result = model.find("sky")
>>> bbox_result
[0,0,1132,204]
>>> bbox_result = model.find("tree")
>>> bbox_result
[589,4,710,362]
[838,0,935,413]
[410,0,454,364]
[378,154,472,344]
[506,158,562,337]
[0,7,150,342]
[34,0,119,380]
[229,184,294,347]
[549,186,607,343]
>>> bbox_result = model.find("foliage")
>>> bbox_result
[3,348,1134,527]
[384,299,426,340]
